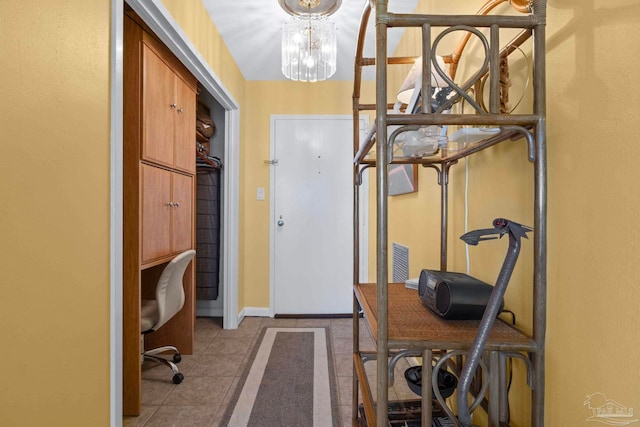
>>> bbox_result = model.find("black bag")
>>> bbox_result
[404,365,458,399]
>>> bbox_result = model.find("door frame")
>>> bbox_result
[268,115,369,317]
[111,0,241,423]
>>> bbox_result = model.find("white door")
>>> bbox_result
[270,115,368,315]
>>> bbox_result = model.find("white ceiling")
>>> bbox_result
[201,0,421,81]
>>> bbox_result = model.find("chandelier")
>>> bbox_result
[279,0,340,82]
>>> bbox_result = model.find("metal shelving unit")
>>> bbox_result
[351,1,547,426]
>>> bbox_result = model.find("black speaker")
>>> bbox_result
[418,269,503,320]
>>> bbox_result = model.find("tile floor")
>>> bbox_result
[123,316,419,427]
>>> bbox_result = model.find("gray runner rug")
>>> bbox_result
[220,327,340,427]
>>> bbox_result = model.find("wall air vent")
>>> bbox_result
[392,242,409,283]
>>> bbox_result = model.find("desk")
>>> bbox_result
[123,256,195,416]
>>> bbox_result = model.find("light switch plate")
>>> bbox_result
[256,187,265,201]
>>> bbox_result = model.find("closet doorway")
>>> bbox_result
[124,0,240,331]
[195,91,227,318]
[270,115,369,315]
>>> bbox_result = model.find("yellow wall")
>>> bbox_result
[0,0,112,424]
[545,1,640,425]
[242,80,375,308]
[381,0,640,426]
[3,0,638,425]
[0,0,247,424]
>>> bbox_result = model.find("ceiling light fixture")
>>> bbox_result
[279,0,340,82]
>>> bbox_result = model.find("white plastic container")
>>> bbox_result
[401,126,446,157]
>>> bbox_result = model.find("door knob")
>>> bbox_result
[277,219,285,226]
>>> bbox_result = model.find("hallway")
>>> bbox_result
[124,316,418,426]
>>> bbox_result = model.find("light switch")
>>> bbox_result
[256,187,265,201]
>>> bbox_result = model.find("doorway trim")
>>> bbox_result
[110,1,124,424]
[111,0,240,423]
[268,115,369,316]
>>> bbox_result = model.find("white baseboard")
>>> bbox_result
[236,308,245,326]
[243,307,273,318]
[234,307,272,328]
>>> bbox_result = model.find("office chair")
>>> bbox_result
[141,249,196,384]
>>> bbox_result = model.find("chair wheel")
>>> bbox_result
[173,353,181,364]
[173,373,184,384]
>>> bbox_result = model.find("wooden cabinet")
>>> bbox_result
[170,171,194,254]
[141,164,193,264]
[142,42,196,174]
[173,78,196,170]
[123,12,197,416]
[141,46,174,168]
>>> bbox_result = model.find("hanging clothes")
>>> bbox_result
[195,157,222,300]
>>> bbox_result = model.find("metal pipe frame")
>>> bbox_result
[431,25,491,114]
[350,1,547,426]
[431,350,492,426]
[351,296,360,427]
[386,13,538,29]
[386,113,539,126]
[374,1,389,425]
[440,163,452,272]
[499,352,509,423]
[532,0,547,424]
[352,3,371,424]
[422,349,433,427]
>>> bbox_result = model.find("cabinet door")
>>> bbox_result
[141,164,172,263]
[171,172,193,254]
[142,44,175,168]
[173,77,196,174]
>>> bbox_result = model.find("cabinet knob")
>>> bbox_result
[167,202,174,207]
[177,108,184,114]
[174,202,180,207]
[170,103,177,109]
